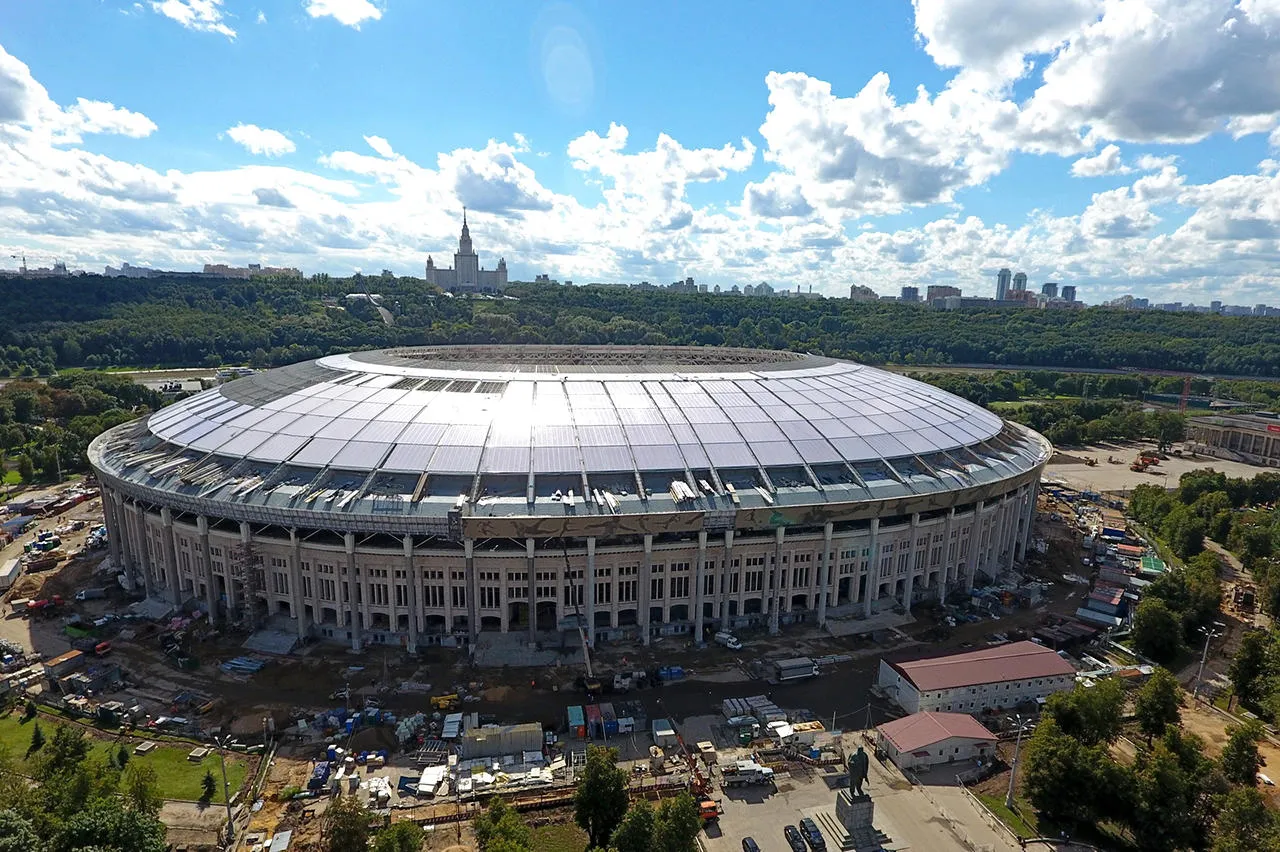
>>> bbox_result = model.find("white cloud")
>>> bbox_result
[1020,0,1280,146]
[912,0,1102,84]
[363,135,395,159]
[754,71,1016,219]
[256,10,266,24]
[58,98,157,142]
[1070,144,1130,176]
[225,124,296,157]
[303,0,382,28]
[150,0,235,39]
[1135,153,1177,171]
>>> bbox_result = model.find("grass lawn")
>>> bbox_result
[976,793,1039,839]
[2,470,20,486]
[530,823,588,852]
[0,711,248,803]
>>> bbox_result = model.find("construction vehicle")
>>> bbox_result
[699,798,724,823]
[721,759,776,788]
[1084,457,1098,467]
[430,694,460,710]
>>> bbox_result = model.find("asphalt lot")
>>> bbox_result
[700,733,1021,852]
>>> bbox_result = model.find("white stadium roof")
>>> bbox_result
[89,346,1048,525]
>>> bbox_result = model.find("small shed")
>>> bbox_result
[652,718,676,747]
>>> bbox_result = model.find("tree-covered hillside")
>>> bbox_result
[2,275,1279,376]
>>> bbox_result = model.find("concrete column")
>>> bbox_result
[964,509,979,592]
[343,531,361,651]
[290,529,307,639]
[465,537,478,645]
[640,535,653,645]
[235,521,252,622]
[769,526,784,635]
[131,505,154,599]
[903,514,918,611]
[1019,483,1038,560]
[585,537,596,647]
[160,508,182,605]
[940,508,955,602]
[197,516,217,621]
[863,518,879,617]
[693,531,707,643]
[719,530,734,626]
[116,498,137,592]
[526,538,537,643]
[403,535,418,653]
[817,522,833,627]
[103,489,123,570]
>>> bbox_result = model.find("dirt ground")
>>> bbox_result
[1179,699,1280,806]
[1043,440,1268,494]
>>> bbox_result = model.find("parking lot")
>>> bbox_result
[700,733,1021,852]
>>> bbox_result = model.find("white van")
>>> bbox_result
[714,631,742,650]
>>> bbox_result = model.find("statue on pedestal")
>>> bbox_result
[847,746,870,797]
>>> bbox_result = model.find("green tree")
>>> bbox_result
[200,770,216,803]
[36,725,88,781]
[121,763,162,817]
[0,809,39,852]
[27,722,44,756]
[652,793,702,852]
[574,745,629,849]
[321,794,372,852]
[1211,787,1280,852]
[1132,597,1184,664]
[115,744,130,770]
[1228,630,1270,707]
[371,820,426,852]
[1133,667,1182,742]
[1219,722,1263,786]
[1044,678,1126,745]
[1130,737,1200,851]
[610,800,654,852]
[53,799,167,852]
[1021,717,1109,825]
[1160,504,1206,558]
[473,797,530,852]
[16,454,33,483]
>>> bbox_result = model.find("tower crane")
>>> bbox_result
[562,543,600,694]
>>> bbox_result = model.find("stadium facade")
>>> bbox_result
[89,346,1050,652]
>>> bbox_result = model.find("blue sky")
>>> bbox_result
[2,0,1280,304]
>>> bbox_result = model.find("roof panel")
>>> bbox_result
[479,445,530,474]
[793,439,843,464]
[581,444,634,472]
[441,424,488,446]
[428,444,482,474]
[752,441,803,466]
[631,444,686,470]
[382,443,436,473]
[532,445,582,473]
[332,440,391,470]
[734,421,787,442]
[245,432,309,463]
[706,442,757,468]
[292,437,348,467]
[397,423,449,446]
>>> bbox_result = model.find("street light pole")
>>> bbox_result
[213,736,235,847]
[1005,715,1031,810]
[1193,621,1226,698]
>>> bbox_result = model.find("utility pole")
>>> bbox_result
[1193,621,1226,698]
[1005,715,1033,810]
[213,735,235,846]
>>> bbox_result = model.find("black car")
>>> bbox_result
[742,838,761,852]
[799,817,826,850]
[784,824,807,852]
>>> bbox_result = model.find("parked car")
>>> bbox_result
[799,817,826,851]
[714,631,742,650]
[784,824,807,852]
[742,838,761,852]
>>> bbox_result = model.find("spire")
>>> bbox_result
[458,207,474,255]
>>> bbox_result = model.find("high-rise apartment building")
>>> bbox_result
[1012,272,1028,292]
[1041,282,1058,298]
[900,286,919,302]
[996,268,1011,300]
[1061,285,1077,303]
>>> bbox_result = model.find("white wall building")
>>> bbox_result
[875,711,997,772]
[878,641,1076,715]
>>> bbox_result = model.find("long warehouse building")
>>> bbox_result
[88,346,1050,652]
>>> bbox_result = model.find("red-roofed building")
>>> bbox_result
[878,641,1076,714]
[875,711,997,771]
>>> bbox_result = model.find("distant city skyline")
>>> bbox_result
[2,4,1280,304]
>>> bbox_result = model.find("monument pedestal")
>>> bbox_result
[829,791,891,852]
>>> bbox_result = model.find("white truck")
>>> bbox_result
[75,588,108,601]
[721,759,775,788]
[0,559,20,592]
[713,631,742,650]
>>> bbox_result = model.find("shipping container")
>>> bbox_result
[458,723,544,759]
[600,702,618,736]
[585,704,603,739]
[0,559,20,592]
[566,705,586,739]
[773,657,818,682]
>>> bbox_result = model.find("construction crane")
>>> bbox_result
[1179,375,1192,413]
[562,543,600,694]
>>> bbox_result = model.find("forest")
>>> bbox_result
[2,274,1280,376]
